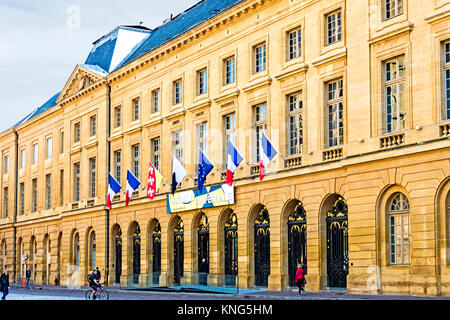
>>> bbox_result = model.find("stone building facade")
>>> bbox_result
[0,0,450,296]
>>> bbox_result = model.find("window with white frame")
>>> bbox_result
[384,56,406,133]
[73,163,80,202]
[32,178,38,212]
[19,182,24,215]
[196,122,208,163]
[198,69,208,96]
[388,192,410,264]
[174,80,183,105]
[46,137,52,159]
[59,169,64,206]
[60,130,64,154]
[33,144,38,164]
[132,145,140,179]
[114,150,121,184]
[254,43,267,73]
[133,98,140,121]
[326,79,344,147]
[326,10,342,46]
[45,174,51,210]
[89,157,96,198]
[4,155,9,174]
[173,130,183,163]
[287,27,302,61]
[383,0,403,21]
[288,92,303,155]
[152,89,160,113]
[444,41,450,121]
[224,113,236,167]
[90,115,97,137]
[254,103,267,162]
[115,106,122,128]
[152,138,160,171]
[20,149,25,169]
[74,122,81,143]
[3,187,8,217]
[224,56,236,85]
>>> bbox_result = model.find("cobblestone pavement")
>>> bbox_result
[3,285,450,300]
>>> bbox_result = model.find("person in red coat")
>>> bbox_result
[295,264,306,295]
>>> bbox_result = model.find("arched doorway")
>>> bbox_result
[224,211,238,286]
[326,196,349,288]
[198,213,209,285]
[254,207,270,287]
[152,222,161,285]
[132,224,141,284]
[114,226,122,284]
[57,233,62,284]
[288,202,307,286]
[0,240,6,273]
[174,218,184,285]
[30,236,37,280]
[43,235,50,284]
[88,230,96,271]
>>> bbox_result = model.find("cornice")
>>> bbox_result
[274,63,309,80]
[368,22,414,45]
[242,75,272,92]
[311,47,347,68]
[213,88,240,103]
[425,7,450,24]
[186,98,212,112]
[143,116,164,128]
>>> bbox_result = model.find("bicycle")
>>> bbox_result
[85,284,109,300]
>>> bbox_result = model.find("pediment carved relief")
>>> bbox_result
[60,68,101,102]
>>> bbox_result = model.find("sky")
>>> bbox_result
[0,0,199,132]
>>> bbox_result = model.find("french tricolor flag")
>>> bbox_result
[260,132,278,181]
[107,173,121,210]
[125,169,141,206]
[226,140,243,186]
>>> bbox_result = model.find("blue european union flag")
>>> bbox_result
[198,149,214,193]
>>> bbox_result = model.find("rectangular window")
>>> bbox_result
[444,42,450,121]
[114,150,121,184]
[74,122,81,143]
[45,174,51,210]
[20,149,25,169]
[115,106,122,128]
[389,214,410,264]
[254,104,267,162]
[32,178,38,212]
[133,98,140,121]
[384,56,406,133]
[3,187,8,217]
[173,130,183,163]
[198,69,208,95]
[224,56,236,85]
[90,115,97,137]
[254,43,267,73]
[4,155,9,174]
[46,137,52,159]
[19,182,24,215]
[73,163,80,202]
[384,0,403,20]
[326,10,342,46]
[326,79,344,147]
[288,92,303,155]
[287,27,302,61]
[196,122,208,163]
[89,158,96,198]
[151,138,161,172]
[152,89,160,113]
[174,80,183,105]
[224,113,236,167]
[60,130,64,154]
[132,145,140,179]
[33,144,38,164]
[59,169,64,206]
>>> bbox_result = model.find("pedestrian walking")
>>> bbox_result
[295,263,306,295]
[1,269,10,300]
[25,268,31,288]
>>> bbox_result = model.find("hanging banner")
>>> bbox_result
[167,184,234,213]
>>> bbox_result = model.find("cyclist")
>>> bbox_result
[88,269,101,300]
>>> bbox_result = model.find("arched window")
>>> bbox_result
[90,231,96,271]
[388,193,410,264]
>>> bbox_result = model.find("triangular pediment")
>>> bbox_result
[57,64,107,103]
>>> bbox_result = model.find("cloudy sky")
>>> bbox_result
[0,0,198,132]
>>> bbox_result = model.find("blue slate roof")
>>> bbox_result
[13,92,61,128]
[115,0,244,70]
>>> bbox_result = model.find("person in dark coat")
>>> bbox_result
[295,263,306,295]
[199,259,209,286]
[25,268,31,288]
[1,269,10,300]
[95,267,101,282]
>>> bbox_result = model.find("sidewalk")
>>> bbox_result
[11,283,450,300]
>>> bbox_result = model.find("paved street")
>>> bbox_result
[3,285,450,300]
